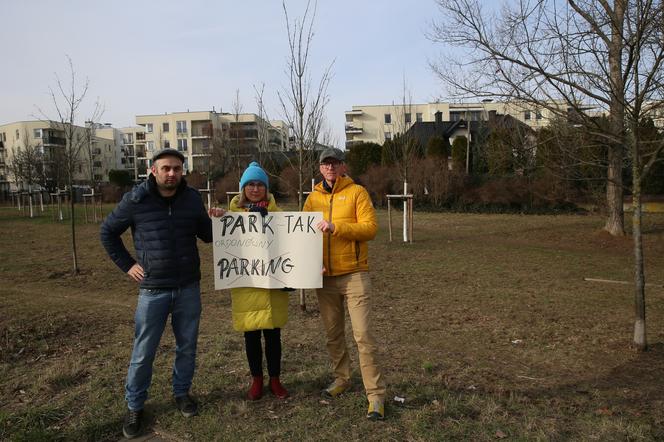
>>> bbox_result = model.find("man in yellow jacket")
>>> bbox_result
[303,147,386,421]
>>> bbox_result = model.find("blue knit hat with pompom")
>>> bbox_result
[239,162,269,190]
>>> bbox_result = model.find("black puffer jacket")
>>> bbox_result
[100,175,213,288]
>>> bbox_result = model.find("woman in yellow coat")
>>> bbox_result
[229,162,289,400]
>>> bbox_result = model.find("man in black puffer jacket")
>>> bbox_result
[101,148,213,439]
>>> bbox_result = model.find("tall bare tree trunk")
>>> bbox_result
[70,185,79,274]
[631,180,646,350]
[605,1,626,236]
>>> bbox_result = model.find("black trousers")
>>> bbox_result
[244,328,281,377]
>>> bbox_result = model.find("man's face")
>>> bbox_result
[151,155,183,191]
[319,158,345,184]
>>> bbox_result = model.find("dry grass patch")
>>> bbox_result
[1,207,663,440]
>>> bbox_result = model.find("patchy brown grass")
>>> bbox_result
[1,206,664,441]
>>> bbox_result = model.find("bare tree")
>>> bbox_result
[231,89,244,175]
[254,83,271,164]
[430,0,664,349]
[382,77,421,188]
[430,0,632,236]
[278,0,333,209]
[39,55,103,274]
[8,130,47,217]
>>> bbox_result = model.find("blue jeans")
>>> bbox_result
[125,282,202,411]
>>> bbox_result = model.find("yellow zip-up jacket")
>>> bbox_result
[228,193,289,332]
[303,175,377,276]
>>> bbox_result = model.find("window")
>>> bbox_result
[16,129,19,139]
[177,138,188,151]
[535,110,543,120]
[164,140,170,148]
[384,113,391,124]
[124,133,133,144]
[147,141,154,151]
[524,111,531,120]
[33,129,42,138]
[416,113,423,123]
[163,122,170,132]
[145,123,153,133]
[384,132,392,140]
[345,114,353,123]
[405,113,411,124]
[176,120,187,133]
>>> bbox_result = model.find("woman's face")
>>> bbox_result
[244,181,267,202]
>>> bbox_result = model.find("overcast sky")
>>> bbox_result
[1,0,454,147]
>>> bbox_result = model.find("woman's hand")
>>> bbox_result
[208,207,226,217]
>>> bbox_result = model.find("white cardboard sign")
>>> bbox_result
[213,211,323,290]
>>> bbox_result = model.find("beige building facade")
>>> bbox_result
[135,110,289,179]
[344,100,586,148]
[0,120,121,194]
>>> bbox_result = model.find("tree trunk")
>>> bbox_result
[632,186,646,351]
[605,146,625,235]
[631,123,647,349]
[69,184,79,275]
[605,2,626,236]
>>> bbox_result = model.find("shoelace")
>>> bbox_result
[127,411,140,424]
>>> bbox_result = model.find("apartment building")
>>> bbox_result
[119,126,146,181]
[135,110,289,179]
[0,120,121,193]
[344,100,586,148]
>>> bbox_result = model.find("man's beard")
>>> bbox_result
[158,177,180,190]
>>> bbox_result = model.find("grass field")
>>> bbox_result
[1,205,664,441]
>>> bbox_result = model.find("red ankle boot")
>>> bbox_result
[248,375,263,400]
[269,376,289,399]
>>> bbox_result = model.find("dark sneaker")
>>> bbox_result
[122,409,143,439]
[175,394,198,417]
[367,400,385,421]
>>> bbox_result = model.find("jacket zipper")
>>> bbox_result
[168,202,179,282]
[327,193,334,275]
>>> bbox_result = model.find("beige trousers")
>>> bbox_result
[316,271,386,402]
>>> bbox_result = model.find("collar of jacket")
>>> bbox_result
[130,174,188,203]
[317,174,353,194]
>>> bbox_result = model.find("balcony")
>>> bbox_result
[345,110,363,116]
[43,135,66,146]
[345,123,363,134]
[191,122,213,138]
[191,128,213,138]
[136,133,146,141]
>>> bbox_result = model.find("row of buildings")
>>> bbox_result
[2,99,662,194]
[343,100,664,148]
[0,110,289,194]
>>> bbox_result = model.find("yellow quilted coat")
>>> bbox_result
[303,175,377,276]
[228,194,289,332]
